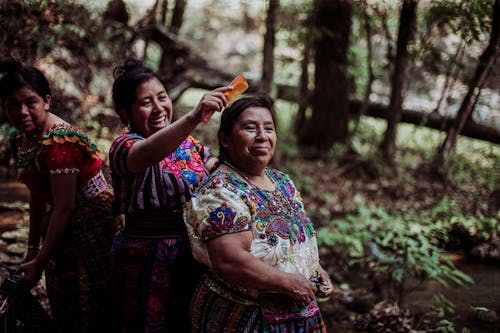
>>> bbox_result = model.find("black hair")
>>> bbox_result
[0,59,52,104]
[218,95,277,163]
[112,58,166,123]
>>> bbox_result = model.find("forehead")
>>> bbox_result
[237,106,274,123]
[135,77,166,97]
[7,86,41,100]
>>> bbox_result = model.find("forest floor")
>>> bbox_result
[0,156,499,332]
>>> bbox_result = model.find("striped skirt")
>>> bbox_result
[111,227,205,332]
[191,273,328,333]
[44,186,121,333]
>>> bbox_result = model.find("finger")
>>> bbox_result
[207,91,229,107]
[204,94,226,108]
[214,86,234,93]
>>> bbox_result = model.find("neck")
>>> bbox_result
[223,160,274,190]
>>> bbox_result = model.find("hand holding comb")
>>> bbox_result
[201,75,249,123]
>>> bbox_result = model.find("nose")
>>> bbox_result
[20,103,30,115]
[152,98,162,112]
[256,127,267,140]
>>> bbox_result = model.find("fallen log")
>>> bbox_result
[349,99,500,144]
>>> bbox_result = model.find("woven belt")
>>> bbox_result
[121,210,184,238]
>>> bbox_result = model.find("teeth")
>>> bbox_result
[150,116,166,125]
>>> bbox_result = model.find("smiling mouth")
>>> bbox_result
[149,116,166,125]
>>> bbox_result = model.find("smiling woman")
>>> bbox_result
[184,96,332,333]
[108,58,233,332]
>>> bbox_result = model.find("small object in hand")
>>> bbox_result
[202,75,249,123]
[319,282,331,295]
[223,74,249,105]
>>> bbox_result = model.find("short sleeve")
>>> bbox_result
[184,180,253,266]
[109,133,143,176]
[44,141,83,175]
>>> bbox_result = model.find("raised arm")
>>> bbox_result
[126,87,231,173]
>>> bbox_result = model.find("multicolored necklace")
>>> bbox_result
[17,132,41,161]
[222,160,295,215]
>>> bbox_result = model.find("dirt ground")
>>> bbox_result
[1,172,499,332]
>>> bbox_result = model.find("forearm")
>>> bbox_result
[212,250,296,295]
[35,205,74,266]
[127,112,200,172]
[28,197,45,248]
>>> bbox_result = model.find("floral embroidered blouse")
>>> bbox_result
[185,168,321,285]
[10,123,103,201]
[109,133,212,215]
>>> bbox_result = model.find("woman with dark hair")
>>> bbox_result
[109,59,232,332]
[0,60,122,332]
[185,96,333,332]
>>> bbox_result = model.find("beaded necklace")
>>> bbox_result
[17,132,42,161]
[222,160,295,215]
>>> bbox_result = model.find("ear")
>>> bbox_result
[119,109,131,122]
[219,132,230,150]
[44,95,51,111]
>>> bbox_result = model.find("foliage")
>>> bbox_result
[316,204,474,305]
[415,0,494,83]
[418,293,472,333]
[0,0,99,62]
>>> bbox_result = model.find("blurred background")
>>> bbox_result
[0,0,499,332]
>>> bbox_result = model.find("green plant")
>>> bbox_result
[317,204,474,306]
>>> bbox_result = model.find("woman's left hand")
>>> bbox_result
[18,258,44,290]
[316,265,333,298]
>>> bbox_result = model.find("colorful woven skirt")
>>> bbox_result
[190,273,328,333]
[44,187,121,333]
[111,230,205,332]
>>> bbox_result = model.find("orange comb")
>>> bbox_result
[224,74,249,105]
[201,75,250,123]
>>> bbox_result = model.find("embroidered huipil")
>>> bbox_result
[9,123,121,332]
[185,168,322,323]
[109,133,212,215]
[11,123,106,201]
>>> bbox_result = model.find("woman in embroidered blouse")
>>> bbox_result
[184,96,333,333]
[0,60,122,332]
[109,59,231,332]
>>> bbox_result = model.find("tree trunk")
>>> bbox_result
[161,0,169,26]
[348,0,375,144]
[298,0,352,153]
[434,0,500,167]
[294,13,312,137]
[432,39,466,116]
[380,0,418,162]
[169,0,186,34]
[261,0,279,94]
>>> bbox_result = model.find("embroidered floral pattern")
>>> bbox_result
[202,203,238,240]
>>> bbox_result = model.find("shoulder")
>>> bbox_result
[110,132,144,151]
[195,169,251,196]
[266,167,292,184]
[267,167,300,198]
[42,123,99,158]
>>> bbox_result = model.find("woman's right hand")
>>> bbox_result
[283,273,317,308]
[193,87,233,123]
